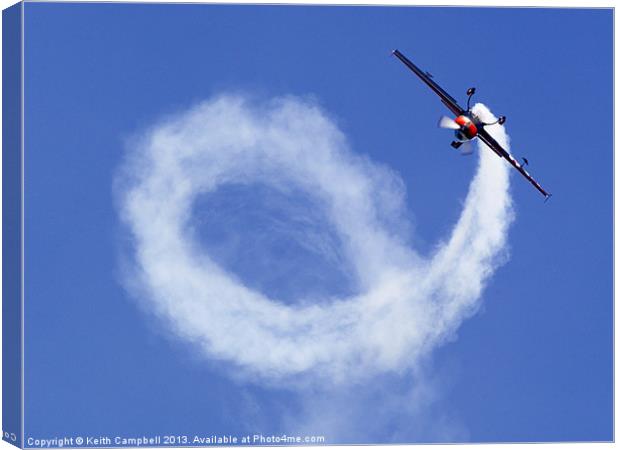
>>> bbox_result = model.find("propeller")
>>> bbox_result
[460,140,474,156]
[438,116,460,130]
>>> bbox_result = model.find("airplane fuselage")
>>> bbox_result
[454,114,480,142]
[392,48,551,199]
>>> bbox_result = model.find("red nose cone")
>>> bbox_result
[455,115,478,138]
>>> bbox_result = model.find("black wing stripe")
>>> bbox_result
[478,129,551,198]
[477,130,505,158]
[393,49,465,116]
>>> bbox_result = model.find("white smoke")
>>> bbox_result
[116,95,514,385]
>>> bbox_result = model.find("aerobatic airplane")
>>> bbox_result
[392,49,550,199]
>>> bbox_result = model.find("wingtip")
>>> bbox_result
[544,193,552,203]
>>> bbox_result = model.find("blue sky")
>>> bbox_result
[22,3,611,444]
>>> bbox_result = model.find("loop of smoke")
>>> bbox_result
[117,95,514,385]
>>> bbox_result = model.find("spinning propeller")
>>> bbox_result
[438,116,473,155]
[459,141,474,156]
[438,116,460,130]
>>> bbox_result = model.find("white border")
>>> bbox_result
[0,2,614,450]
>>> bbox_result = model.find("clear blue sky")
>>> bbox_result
[23,3,611,444]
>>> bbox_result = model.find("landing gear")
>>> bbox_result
[466,87,476,111]
[451,141,463,149]
[465,87,506,126]
[483,115,507,126]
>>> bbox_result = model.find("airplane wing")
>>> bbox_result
[477,128,551,199]
[392,49,465,116]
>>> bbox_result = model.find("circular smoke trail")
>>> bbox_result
[116,95,514,385]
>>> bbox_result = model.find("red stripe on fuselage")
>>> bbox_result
[455,115,478,139]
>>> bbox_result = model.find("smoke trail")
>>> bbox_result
[116,95,513,385]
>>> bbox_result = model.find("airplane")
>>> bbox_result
[392,49,551,199]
